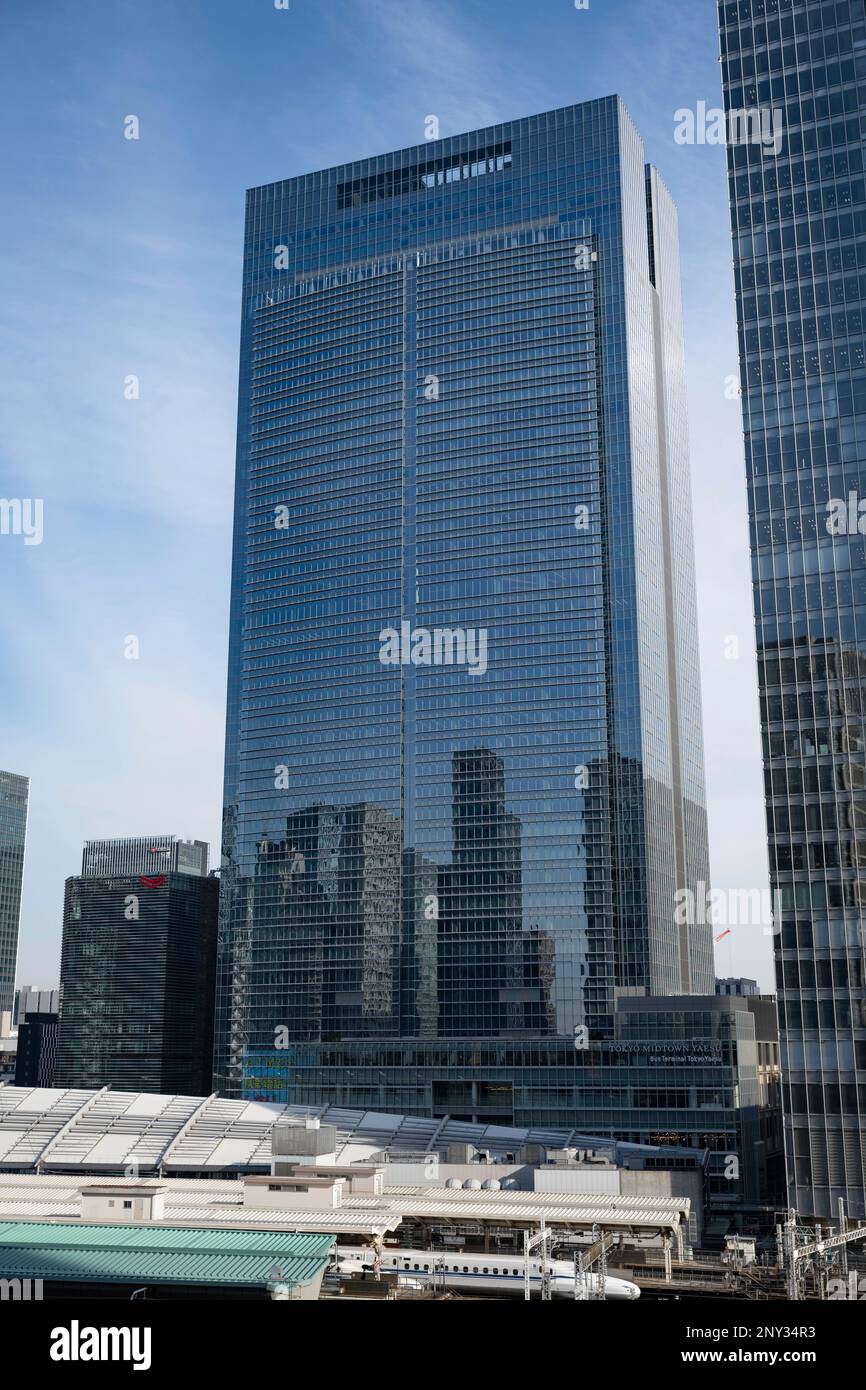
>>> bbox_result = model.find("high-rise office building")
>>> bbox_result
[0,771,29,1016]
[56,838,218,1095]
[216,98,713,1116]
[718,0,866,1217]
[14,1012,58,1087]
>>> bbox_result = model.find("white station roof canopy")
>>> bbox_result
[0,1085,706,1177]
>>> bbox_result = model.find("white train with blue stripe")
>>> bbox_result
[335,1247,640,1299]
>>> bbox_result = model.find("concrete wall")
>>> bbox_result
[382,1162,531,1188]
[243,1179,343,1210]
[533,1167,621,1195]
[620,1168,704,1241]
[79,1190,166,1223]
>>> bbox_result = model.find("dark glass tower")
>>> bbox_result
[56,839,219,1095]
[216,98,713,1115]
[0,771,29,1016]
[718,0,866,1218]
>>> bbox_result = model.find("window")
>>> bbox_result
[123,1200,132,1209]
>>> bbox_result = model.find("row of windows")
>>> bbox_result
[779,957,866,983]
[736,177,865,230]
[730,54,861,106]
[768,798,866,832]
[738,237,865,292]
[774,840,866,870]
[745,316,866,369]
[721,0,856,41]
[740,269,866,321]
[759,648,866,681]
[724,33,860,79]
[763,684,866,717]
[768,875,866,908]
[751,460,866,509]
[766,760,866,794]
[746,340,866,381]
[336,149,513,210]
[727,114,862,166]
[734,144,863,198]
[766,725,866,755]
[779,998,866,1028]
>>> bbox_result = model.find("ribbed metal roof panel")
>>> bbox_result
[0,1085,708,1172]
[0,1223,334,1287]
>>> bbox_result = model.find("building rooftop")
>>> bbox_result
[0,1172,689,1238]
[0,1086,706,1174]
[0,1174,400,1237]
[0,1220,334,1289]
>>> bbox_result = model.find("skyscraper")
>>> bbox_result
[14,1012,58,1087]
[718,0,866,1218]
[0,771,29,1016]
[216,98,713,1118]
[56,838,218,1095]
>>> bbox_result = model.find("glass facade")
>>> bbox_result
[718,0,866,1217]
[0,770,28,1016]
[56,871,219,1096]
[216,99,713,1121]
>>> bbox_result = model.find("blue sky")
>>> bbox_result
[0,0,773,989]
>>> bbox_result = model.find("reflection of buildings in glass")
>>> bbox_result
[401,847,439,1038]
[766,637,866,916]
[439,749,551,1036]
[216,803,248,1085]
[327,803,401,1037]
[248,818,327,1046]
[520,928,556,1036]
[249,804,401,1045]
[573,756,607,1039]
[761,636,866,1212]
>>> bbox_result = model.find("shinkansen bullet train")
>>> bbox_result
[334,1247,640,1300]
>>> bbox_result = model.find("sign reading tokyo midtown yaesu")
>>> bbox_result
[608,1040,723,1058]
[378,622,488,676]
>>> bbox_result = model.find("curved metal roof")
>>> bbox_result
[0,1085,706,1175]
